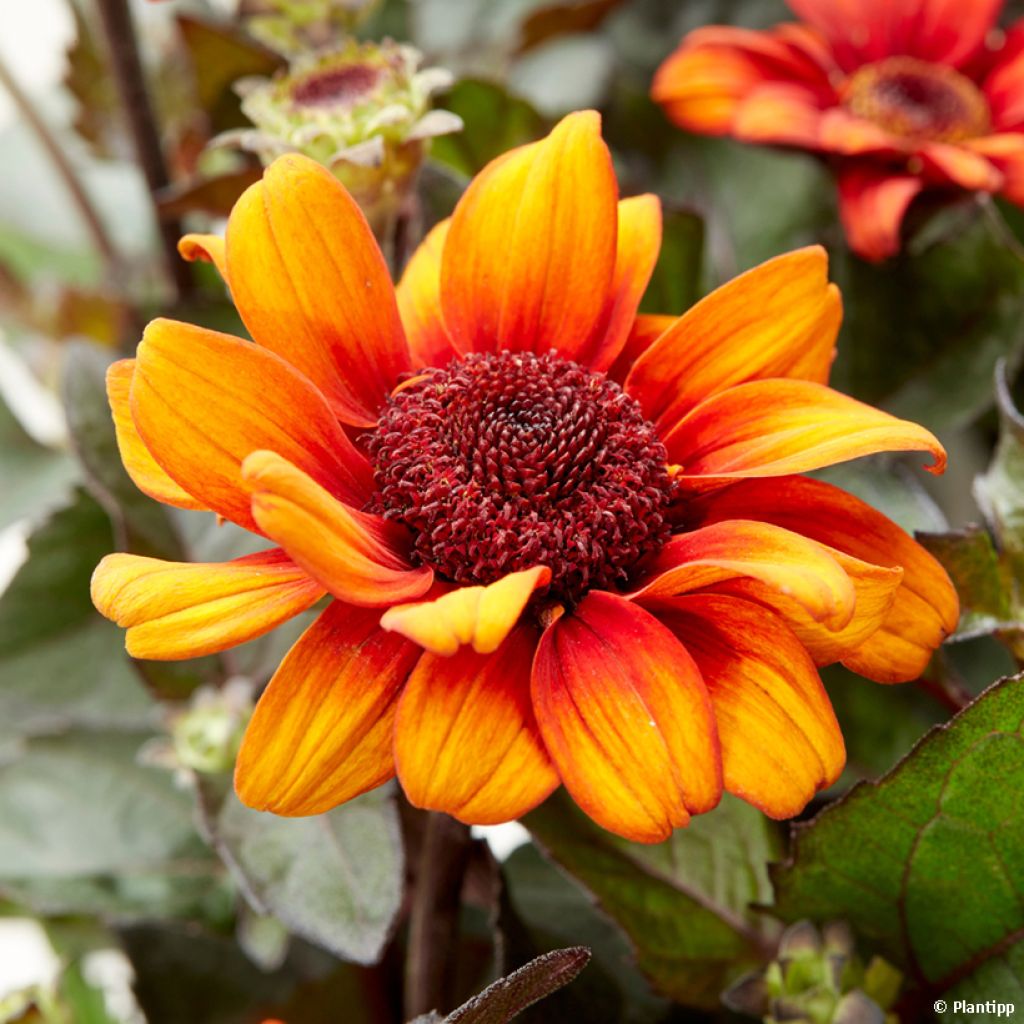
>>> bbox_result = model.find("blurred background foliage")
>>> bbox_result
[3,1,1024,1023]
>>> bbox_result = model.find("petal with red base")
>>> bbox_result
[396,218,457,370]
[130,319,374,532]
[91,548,323,660]
[441,111,618,364]
[654,594,845,818]
[395,624,557,824]
[226,154,410,427]
[837,165,923,263]
[242,450,432,607]
[629,519,856,632]
[532,592,721,843]
[626,247,839,430]
[606,314,674,385]
[235,601,420,816]
[664,378,946,486]
[689,476,958,681]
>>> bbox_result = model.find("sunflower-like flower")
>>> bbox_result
[91,112,957,844]
[653,0,1024,261]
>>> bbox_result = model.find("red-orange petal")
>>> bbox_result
[984,25,1024,132]
[130,319,373,532]
[606,313,675,385]
[663,378,947,486]
[629,519,856,631]
[654,594,845,818]
[689,476,959,681]
[837,165,923,262]
[440,111,618,365]
[225,154,410,427]
[380,566,550,655]
[394,624,558,824]
[107,359,207,511]
[532,592,721,843]
[91,548,324,660]
[625,247,840,430]
[395,218,457,370]
[242,450,433,607]
[235,601,420,816]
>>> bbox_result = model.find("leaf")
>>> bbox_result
[0,489,155,741]
[770,675,1024,1002]
[639,206,704,316]
[524,791,781,1009]
[61,342,185,562]
[208,787,404,965]
[430,80,546,179]
[156,167,263,220]
[517,0,625,53]
[0,731,226,922]
[442,947,591,1024]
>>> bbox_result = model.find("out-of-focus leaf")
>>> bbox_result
[0,490,155,740]
[61,342,184,562]
[54,961,121,1024]
[0,731,226,922]
[431,80,546,179]
[639,206,704,316]
[177,15,283,133]
[508,34,616,116]
[771,675,1024,1004]
[207,788,404,965]
[156,167,263,220]
[516,0,625,53]
[440,947,591,1024]
[524,791,781,1009]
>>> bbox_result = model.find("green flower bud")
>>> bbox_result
[212,40,461,233]
[166,679,253,778]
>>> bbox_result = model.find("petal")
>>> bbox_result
[440,110,619,364]
[396,218,458,369]
[242,450,433,607]
[984,24,1024,131]
[919,142,1002,192]
[606,313,675,385]
[786,0,999,70]
[106,359,207,511]
[818,108,906,156]
[178,233,226,280]
[688,476,958,681]
[235,601,420,816]
[625,247,840,430]
[130,319,374,532]
[837,165,923,262]
[629,519,857,632]
[225,154,410,428]
[654,594,844,818]
[966,132,1024,203]
[380,566,550,655]
[394,624,558,824]
[586,194,663,373]
[732,83,826,147]
[663,378,947,486]
[91,548,323,660]
[532,592,721,843]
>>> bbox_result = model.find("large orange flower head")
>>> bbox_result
[652,0,1024,261]
[91,111,958,844]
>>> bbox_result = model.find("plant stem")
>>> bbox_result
[0,51,120,280]
[404,811,473,1019]
[95,0,192,300]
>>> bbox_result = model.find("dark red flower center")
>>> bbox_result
[290,64,381,109]
[842,56,990,142]
[365,351,676,606]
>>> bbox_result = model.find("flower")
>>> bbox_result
[652,0,1024,261]
[91,111,958,844]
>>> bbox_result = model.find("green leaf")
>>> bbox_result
[0,490,154,741]
[0,731,225,921]
[770,675,1024,1003]
[639,207,704,316]
[209,787,404,965]
[441,947,591,1024]
[524,791,781,1009]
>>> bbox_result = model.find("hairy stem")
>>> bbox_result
[95,0,192,300]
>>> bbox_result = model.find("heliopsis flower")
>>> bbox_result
[653,0,1024,261]
[91,111,957,844]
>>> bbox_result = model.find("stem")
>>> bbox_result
[916,650,972,714]
[94,0,192,300]
[404,811,473,1019]
[0,51,120,279]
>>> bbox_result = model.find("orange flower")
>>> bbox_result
[652,0,1024,261]
[91,111,957,844]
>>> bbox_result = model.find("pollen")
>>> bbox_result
[841,56,990,143]
[365,351,676,605]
